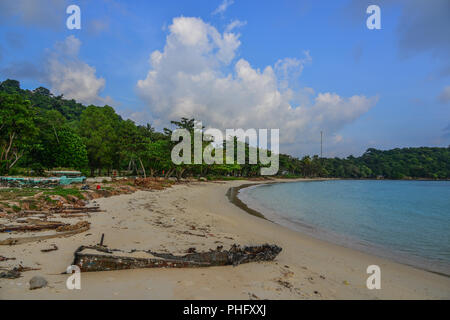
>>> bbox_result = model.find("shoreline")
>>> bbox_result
[1,179,449,299]
[225,177,333,221]
[228,179,450,278]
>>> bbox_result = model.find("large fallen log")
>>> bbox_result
[71,244,282,272]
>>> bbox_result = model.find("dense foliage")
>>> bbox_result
[279,148,450,179]
[1,79,449,179]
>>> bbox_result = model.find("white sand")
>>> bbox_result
[0,179,449,299]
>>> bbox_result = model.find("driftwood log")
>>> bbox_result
[71,244,282,272]
[0,221,66,233]
[0,224,90,245]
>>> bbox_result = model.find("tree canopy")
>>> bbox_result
[1,79,449,179]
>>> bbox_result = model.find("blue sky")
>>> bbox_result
[0,0,449,157]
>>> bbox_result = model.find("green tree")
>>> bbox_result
[0,92,37,173]
[77,105,120,175]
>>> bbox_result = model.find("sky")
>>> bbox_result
[0,0,449,158]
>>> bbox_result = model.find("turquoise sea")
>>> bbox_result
[238,180,450,275]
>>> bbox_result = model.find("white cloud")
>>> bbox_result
[44,36,113,105]
[137,17,378,153]
[274,52,311,89]
[212,0,234,15]
[225,19,246,32]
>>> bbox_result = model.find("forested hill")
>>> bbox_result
[0,79,449,179]
[0,79,87,121]
[321,147,449,179]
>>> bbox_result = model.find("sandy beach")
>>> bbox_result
[0,179,449,299]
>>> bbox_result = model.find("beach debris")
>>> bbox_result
[71,244,282,272]
[98,233,105,246]
[16,265,41,272]
[56,221,90,232]
[41,244,58,253]
[0,221,66,233]
[0,268,21,279]
[0,176,85,188]
[0,256,16,262]
[134,177,173,190]
[29,276,47,290]
[181,231,206,237]
[1,219,89,234]
[248,292,260,300]
[0,223,90,246]
[50,206,103,214]
[277,279,293,289]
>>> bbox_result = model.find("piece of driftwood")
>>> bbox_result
[71,244,282,272]
[0,268,21,279]
[18,211,51,217]
[0,221,66,233]
[41,244,58,252]
[0,225,90,245]
[51,208,103,214]
[54,206,100,210]
[0,255,16,262]
[14,207,101,218]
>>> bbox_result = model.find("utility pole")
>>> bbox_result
[320,131,323,158]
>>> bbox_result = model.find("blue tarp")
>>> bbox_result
[0,176,86,186]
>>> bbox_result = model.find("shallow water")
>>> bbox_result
[239,180,450,275]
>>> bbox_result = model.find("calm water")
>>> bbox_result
[239,180,450,275]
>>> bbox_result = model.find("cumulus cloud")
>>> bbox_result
[0,35,112,106]
[44,36,113,105]
[137,17,378,152]
[212,0,234,15]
